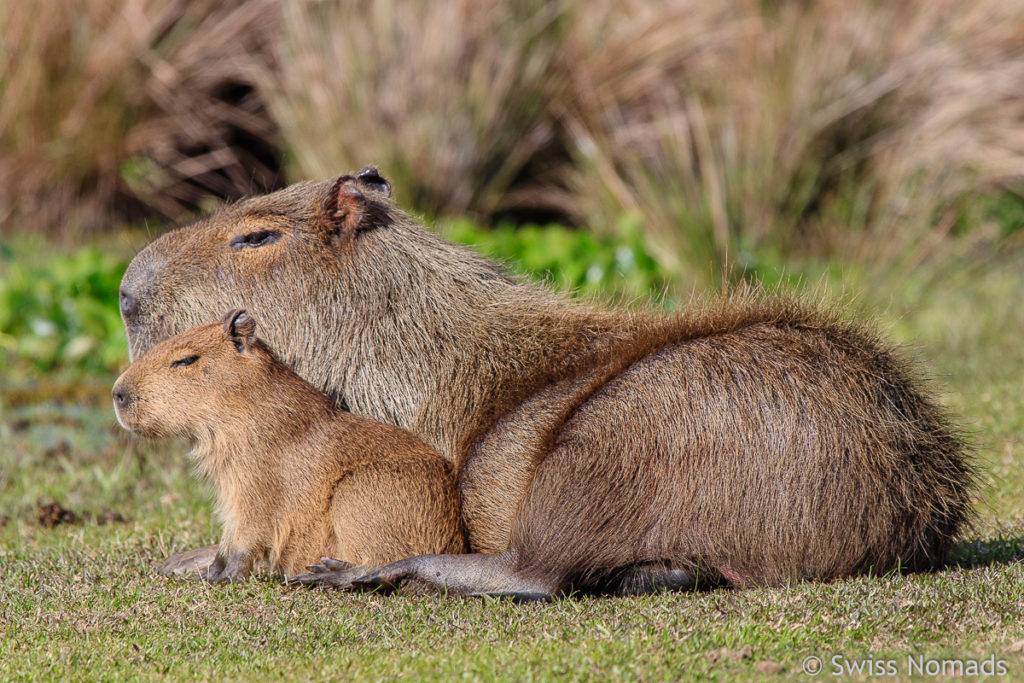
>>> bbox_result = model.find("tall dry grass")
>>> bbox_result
[4,0,1022,286]
[257,0,1024,285]
[554,0,1024,283]
[265,0,567,219]
[0,0,279,234]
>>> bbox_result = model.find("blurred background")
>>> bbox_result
[1,0,1022,388]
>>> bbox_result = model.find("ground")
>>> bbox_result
[2,252,1022,681]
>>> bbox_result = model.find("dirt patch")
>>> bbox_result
[37,502,80,528]
[755,661,786,674]
[708,645,753,664]
[36,502,129,528]
[94,510,128,525]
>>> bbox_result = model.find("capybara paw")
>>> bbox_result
[196,549,250,584]
[348,567,402,594]
[288,571,353,589]
[317,557,355,572]
[199,565,247,584]
[197,564,227,584]
[157,545,219,579]
[288,558,362,589]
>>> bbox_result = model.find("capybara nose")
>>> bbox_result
[112,386,130,408]
[119,288,138,320]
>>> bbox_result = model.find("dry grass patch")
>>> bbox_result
[0,0,279,234]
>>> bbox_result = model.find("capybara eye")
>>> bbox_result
[171,355,199,368]
[229,230,281,250]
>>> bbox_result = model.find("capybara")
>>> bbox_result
[112,307,466,582]
[120,167,975,598]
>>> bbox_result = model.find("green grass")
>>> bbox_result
[2,239,1023,680]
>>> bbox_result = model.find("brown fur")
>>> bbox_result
[120,168,975,596]
[112,307,466,581]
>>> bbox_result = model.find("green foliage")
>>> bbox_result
[445,216,676,302]
[0,243,128,374]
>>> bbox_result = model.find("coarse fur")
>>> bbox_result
[121,167,976,597]
[112,307,466,581]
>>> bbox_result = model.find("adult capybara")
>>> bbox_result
[112,307,465,582]
[120,167,975,598]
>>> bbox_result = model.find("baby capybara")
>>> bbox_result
[120,168,975,598]
[112,308,465,582]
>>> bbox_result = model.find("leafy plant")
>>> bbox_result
[0,244,128,374]
[444,216,675,302]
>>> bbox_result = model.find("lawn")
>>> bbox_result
[2,240,1023,681]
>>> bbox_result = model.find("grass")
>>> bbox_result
[2,238,1023,680]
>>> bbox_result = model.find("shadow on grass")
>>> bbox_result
[947,532,1024,569]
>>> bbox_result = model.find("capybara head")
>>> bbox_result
[120,167,394,363]
[120,167,524,421]
[112,309,266,438]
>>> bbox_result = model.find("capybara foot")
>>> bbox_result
[198,548,252,583]
[158,544,219,579]
[611,564,699,596]
[289,558,369,589]
[348,552,559,599]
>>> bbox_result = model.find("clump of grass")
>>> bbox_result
[261,0,1024,290]
[0,0,280,235]
[263,0,567,221]
[554,0,1024,288]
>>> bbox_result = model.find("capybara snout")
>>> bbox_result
[110,380,132,428]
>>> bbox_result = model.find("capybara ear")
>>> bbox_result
[325,174,368,240]
[355,166,391,198]
[222,309,257,352]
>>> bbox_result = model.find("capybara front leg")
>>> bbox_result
[297,551,559,600]
[158,544,219,579]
